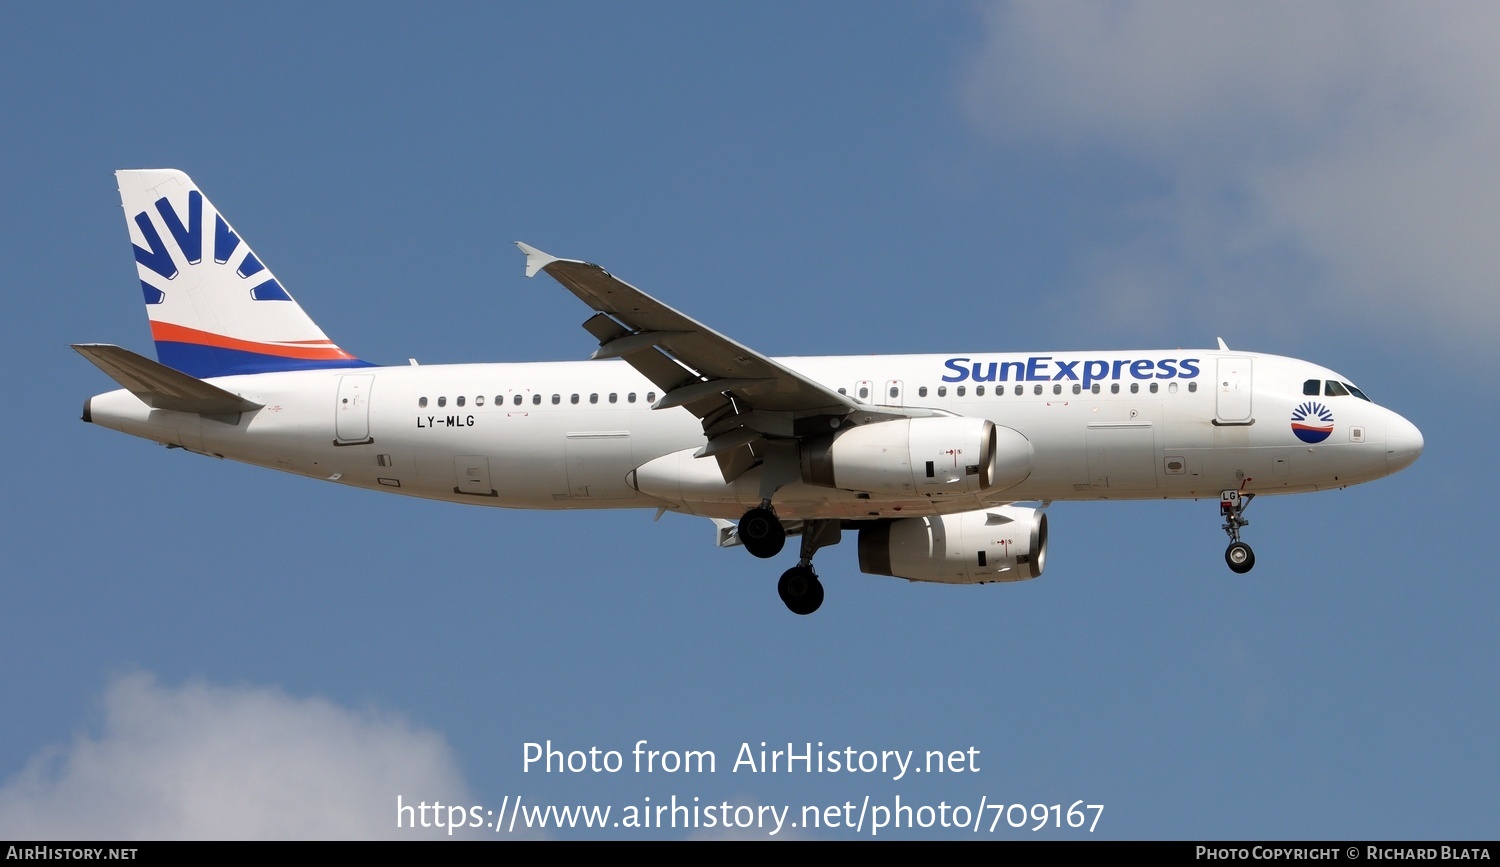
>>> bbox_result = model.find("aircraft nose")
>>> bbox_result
[1386,412,1424,473]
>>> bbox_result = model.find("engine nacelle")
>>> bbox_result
[800,417,1032,496]
[857,506,1048,585]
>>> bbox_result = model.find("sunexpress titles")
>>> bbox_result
[941,356,1203,390]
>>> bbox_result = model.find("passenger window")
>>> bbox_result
[859,386,869,399]
[628,393,637,403]
[1130,383,1139,394]
[418,397,427,408]
[438,396,447,407]
[571,394,580,404]
[1073,384,1081,395]
[1325,381,1349,398]
[1188,382,1197,393]
[918,386,928,397]
[1034,384,1043,395]
[937,386,947,397]
[1168,382,1178,394]
[589,394,598,404]
[496,396,504,405]
[513,394,522,406]
[1091,384,1100,394]
[609,393,618,403]
[456,396,465,407]
[647,391,657,403]
[532,394,541,405]
[552,394,560,405]
[1014,385,1022,396]
[1304,379,1321,396]
[957,385,966,396]
[1149,382,1158,394]
[838,387,847,395]
[976,385,985,396]
[889,386,899,399]
[1110,383,1119,394]
[1052,384,1062,395]
[476,395,484,406]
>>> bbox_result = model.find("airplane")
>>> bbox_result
[76,169,1424,615]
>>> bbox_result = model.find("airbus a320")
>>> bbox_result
[77,170,1424,614]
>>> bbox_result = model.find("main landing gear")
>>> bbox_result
[1220,489,1256,574]
[738,502,785,559]
[737,505,837,615]
[778,565,823,616]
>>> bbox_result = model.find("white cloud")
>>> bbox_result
[962,1,1500,347]
[0,673,474,840]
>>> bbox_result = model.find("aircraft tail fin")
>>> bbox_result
[117,169,370,378]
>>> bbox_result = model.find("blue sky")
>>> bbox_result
[1,2,1494,839]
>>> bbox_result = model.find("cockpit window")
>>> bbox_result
[1324,380,1350,398]
[1304,379,1321,396]
[1344,382,1372,402]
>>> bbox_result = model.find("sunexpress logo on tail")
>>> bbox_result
[941,356,1202,388]
[131,191,290,303]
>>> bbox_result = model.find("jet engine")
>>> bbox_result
[800,417,1032,496]
[857,505,1048,584]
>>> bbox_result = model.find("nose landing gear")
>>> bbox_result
[1220,489,1256,574]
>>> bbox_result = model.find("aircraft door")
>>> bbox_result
[1215,357,1253,423]
[335,374,374,444]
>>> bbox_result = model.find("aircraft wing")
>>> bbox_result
[519,243,933,480]
[517,243,854,419]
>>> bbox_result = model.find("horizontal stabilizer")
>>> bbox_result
[73,344,263,414]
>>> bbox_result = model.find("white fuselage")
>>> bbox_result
[84,348,1423,521]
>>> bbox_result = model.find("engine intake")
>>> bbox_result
[858,506,1048,584]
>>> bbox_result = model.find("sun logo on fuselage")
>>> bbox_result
[1291,401,1334,444]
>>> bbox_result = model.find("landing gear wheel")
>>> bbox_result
[1219,490,1256,574]
[778,566,824,615]
[1225,541,1255,574]
[739,507,785,559]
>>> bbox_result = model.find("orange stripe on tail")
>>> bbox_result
[150,322,358,361]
